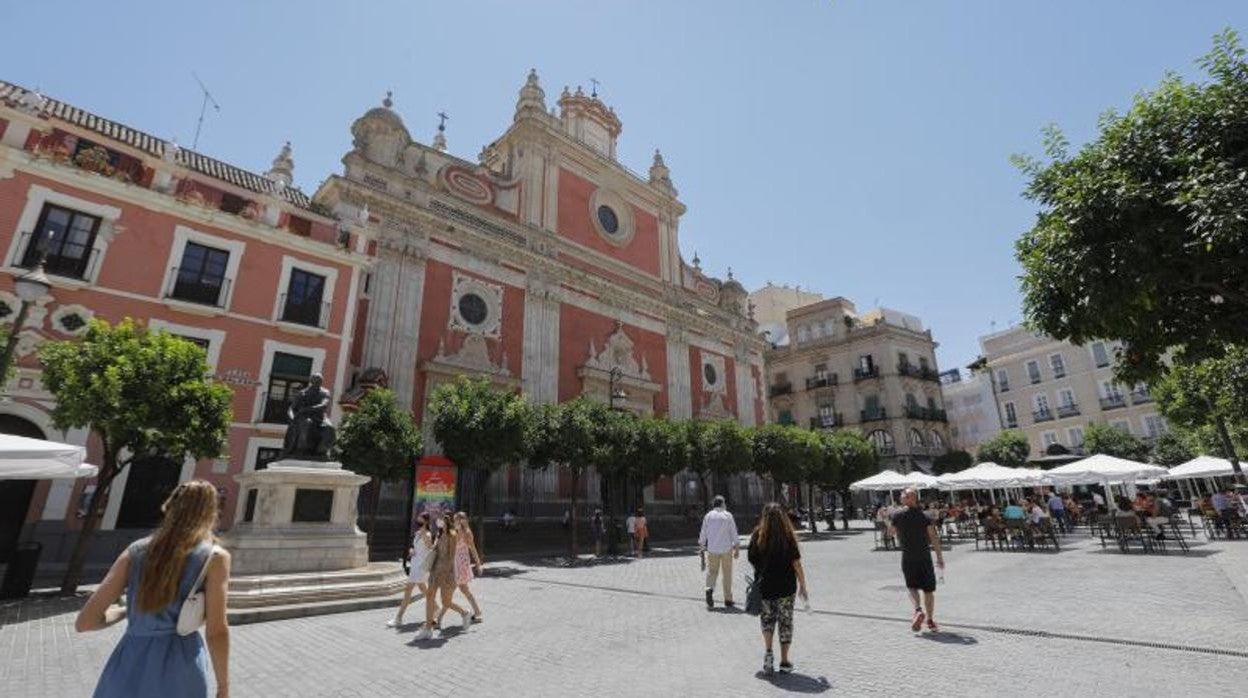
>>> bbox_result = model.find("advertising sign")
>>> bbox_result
[413,455,456,524]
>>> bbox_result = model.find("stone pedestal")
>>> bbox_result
[222,460,405,623]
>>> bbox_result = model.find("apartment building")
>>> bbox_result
[980,327,1169,459]
[761,295,950,473]
[940,368,1001,453]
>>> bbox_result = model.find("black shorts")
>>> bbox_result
[901,556,936,592]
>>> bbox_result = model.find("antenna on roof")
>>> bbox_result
[191,72,221,150]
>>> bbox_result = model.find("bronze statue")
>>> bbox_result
[281,373,336,460]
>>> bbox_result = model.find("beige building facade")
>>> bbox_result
[979,327,1169,459]
[760,295,950,474]
[940,369,1001,453]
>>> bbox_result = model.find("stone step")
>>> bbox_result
[228,563,406,610]
[227,593,401,625]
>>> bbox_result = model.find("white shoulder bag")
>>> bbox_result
[177,545,221,636]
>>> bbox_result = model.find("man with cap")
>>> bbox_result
[699,495,740,609]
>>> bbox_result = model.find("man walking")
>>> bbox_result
[889,488,944,632]
[699,495,740,609]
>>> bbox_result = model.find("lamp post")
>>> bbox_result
[0,262,52,385]
[605,366,628,555]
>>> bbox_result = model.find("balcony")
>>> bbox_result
[904,405,949,422]
[853,366,880,382]
[1099,395,1127,410]
[1056,403,1081,418]
[164,266,231,308]
[860,407,888,422]
[769,382,793,398]
[1032,409,1054,423]
[809,413,844,429]
[1130,389,1152,405]
[14,231,101,281]
[805,374,839,390]
[898,363,941,382]
[279,294,330,329]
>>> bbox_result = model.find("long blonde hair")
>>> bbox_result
[136,480,218,613]
[754,502,798,556]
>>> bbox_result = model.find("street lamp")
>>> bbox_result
[0,262,52,384]
[605,366,629,555]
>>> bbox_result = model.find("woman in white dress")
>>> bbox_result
[387,513,438,627]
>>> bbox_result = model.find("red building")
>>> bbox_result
[0,81,370,575]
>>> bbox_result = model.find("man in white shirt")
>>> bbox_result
[625,512,637,554]
[699,495,740,609]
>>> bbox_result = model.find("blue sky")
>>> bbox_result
[3,1,1244,368]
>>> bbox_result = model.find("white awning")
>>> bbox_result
[1163,456,1237,481]
[938,462,1027,489]
[1045,454,1167,486]
[850,469,941,491]
[0,433,92,480]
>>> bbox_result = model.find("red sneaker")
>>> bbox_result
[910,609,925,632]
[926,618,939,633]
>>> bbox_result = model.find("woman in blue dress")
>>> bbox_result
[76,480,232,698]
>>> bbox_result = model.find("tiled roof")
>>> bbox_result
[0,80,324,214]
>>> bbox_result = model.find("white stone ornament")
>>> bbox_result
[449,272,503,338]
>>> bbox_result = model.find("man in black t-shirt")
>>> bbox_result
[889,487,945,633]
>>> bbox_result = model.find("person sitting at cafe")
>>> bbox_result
[1003,500,1026,521]
[1144,493,1173,539]
[1027,498,1049,527]
[1133,491,1151,513]
[1114,496,1140,527]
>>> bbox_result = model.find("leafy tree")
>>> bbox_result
[1083,423,1150,462]
[527,399,604,556]
[750,424,806,499]
[685,419,752,511]
[932,449,973,475]
[1014,30,1248,385]
[334,388,422,549]
[592,408,640,552]
[1153,346,1248,480]
[1148,431,1195,467]
[826,430,878,528]
[976,431,1031,468]
[40,319,233,594]
[428,377,531,551]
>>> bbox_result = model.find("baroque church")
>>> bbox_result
[315,71,769,516]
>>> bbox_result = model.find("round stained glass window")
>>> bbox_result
[458,293,488,326]
[703,363,717,386]
[597,205,619,234]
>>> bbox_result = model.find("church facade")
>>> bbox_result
[316,72,768,516]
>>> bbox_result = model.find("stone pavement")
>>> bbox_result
[4,523,1248,696]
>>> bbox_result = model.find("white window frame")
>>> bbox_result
[1067,426,1085,447]
[1110,419,1132,434]
[1143,414,1168,438]
[146,319,226,373]
[1057,387,1076,408]
[996,368,1010,391]
[1041,430,1059,448]
[159,225,246,312]
[1033,393,1050,413]
[272,255,339,333]
[1003,401,1017,426]
[101,452,198,531]
[1090,341,1110,368]
[4,184,123,287]
[1026,360,1042,384]
[1049,352,1066,378]
[252,339,327,425]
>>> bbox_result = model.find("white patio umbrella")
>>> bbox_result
[0,433,94,480]
[849,469,940,492]
[938,462,1025,490]
[1045,454,1167,500]
[1163,456,1235,481]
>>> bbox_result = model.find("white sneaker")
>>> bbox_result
[385,616,401,628]
[414,625,432,640]
[460,610,472,630]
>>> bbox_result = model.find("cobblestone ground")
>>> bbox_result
[4,523,1248,697]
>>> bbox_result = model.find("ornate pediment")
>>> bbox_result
[698,392,732,420]
[427,334,511,378]
[584,322,650,381]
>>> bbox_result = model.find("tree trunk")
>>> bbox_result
[60,449,118,595]
[807,483,818,532]
[1212,414,1246,484]
[569,470,579,558]
[473,468,489,559]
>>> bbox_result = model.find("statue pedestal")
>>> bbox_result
[222,460,405,623]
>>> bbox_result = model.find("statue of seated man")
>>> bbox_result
[281,373,336,460]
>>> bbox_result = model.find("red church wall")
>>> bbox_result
[688,345,738,419]
[557,302,668,415]
[555,168,660,278]
[412,258,525,423]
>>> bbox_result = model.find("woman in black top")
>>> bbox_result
[747,502,809,676]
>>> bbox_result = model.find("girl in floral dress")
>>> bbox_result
[438,512,484,624]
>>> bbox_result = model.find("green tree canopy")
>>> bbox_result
[932,449,974,475]
[334,388,423,546]
[40,319,233,593]
[686,419,752,509]
[976,431,1031,468]
[1083,423,1150,462]
[1014,30,1248,384]
[1148,431,1196,467]
[1152,346,1248,479]
[750,424,807,491]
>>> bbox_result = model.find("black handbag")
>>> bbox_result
[745,572,763,615]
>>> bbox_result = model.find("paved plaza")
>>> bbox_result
[4,523,1248,697]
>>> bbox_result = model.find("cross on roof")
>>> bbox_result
[590,78,600,98]
[437,111,449,131]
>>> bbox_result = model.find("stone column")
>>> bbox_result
[665,326,692,419]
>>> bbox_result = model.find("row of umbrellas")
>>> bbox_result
[850,454,1241,492]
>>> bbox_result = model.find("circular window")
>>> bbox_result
[597,205,619,235]
[457,293,489,326]
[703,364,718,386]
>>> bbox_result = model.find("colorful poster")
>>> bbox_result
[413,455,456,524]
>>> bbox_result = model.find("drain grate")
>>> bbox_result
[517,575,1248,660]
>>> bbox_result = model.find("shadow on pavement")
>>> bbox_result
[916,631,978,645]
[481,565,530,578]
[708,605,746,615]
[753,670,832,693]
[1083,547,1221,558]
